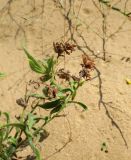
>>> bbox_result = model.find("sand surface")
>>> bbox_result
[0,0,131,159]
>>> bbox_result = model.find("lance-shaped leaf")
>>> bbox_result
[2,123,25,130]
[41,56,56,81]
[27,113,37,130]
[2,112,10,140]
[29,93,46,99]
[38,99,61,109]
[23,48,45,74]
[68,101,88,110]
[50,105,62,115]
[28,137,41,160]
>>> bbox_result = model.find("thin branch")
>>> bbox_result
[95,67,128,148]
[92,0,107,60]
[99,0,131,18]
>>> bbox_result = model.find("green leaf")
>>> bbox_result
[39,99,61,109]
[0,72,6,78]
[28,137,41,160]
[69,80,79,91]
[3,112,10,140]
[41,75,52,82]
[42,86,49,97]
[0,128,5,146]
[23,48,45,74]
[56,88,72,98]
[4,145,16,159]
[27,113,37,130]
[2,123,25,130]
[3,112,10,124]
[34,116,49,122]
[56,92,65,98]
[46,57,53,71]
[50,105,62,115]
[8,137,17,146]
[68,101,88,110]
[99,0,110,4]
[29,60,44,74]
[60,88,73,93]
[29,93,46,99]
[41,56,56,81]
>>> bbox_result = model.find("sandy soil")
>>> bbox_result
[0,0,131,159]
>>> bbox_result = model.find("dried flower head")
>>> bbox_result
[79,68,90,80]
[43,85,58,99]
[57,68,71,81]
[82,54,95,70]
[53,41,76,58]
[79,54,95,80]
[16,98,27,108]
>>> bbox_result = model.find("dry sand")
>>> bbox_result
[0,0,131,159]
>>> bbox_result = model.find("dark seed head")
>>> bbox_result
[105,150,108,153]
[102,142,106,146]
[16,98,27,108]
